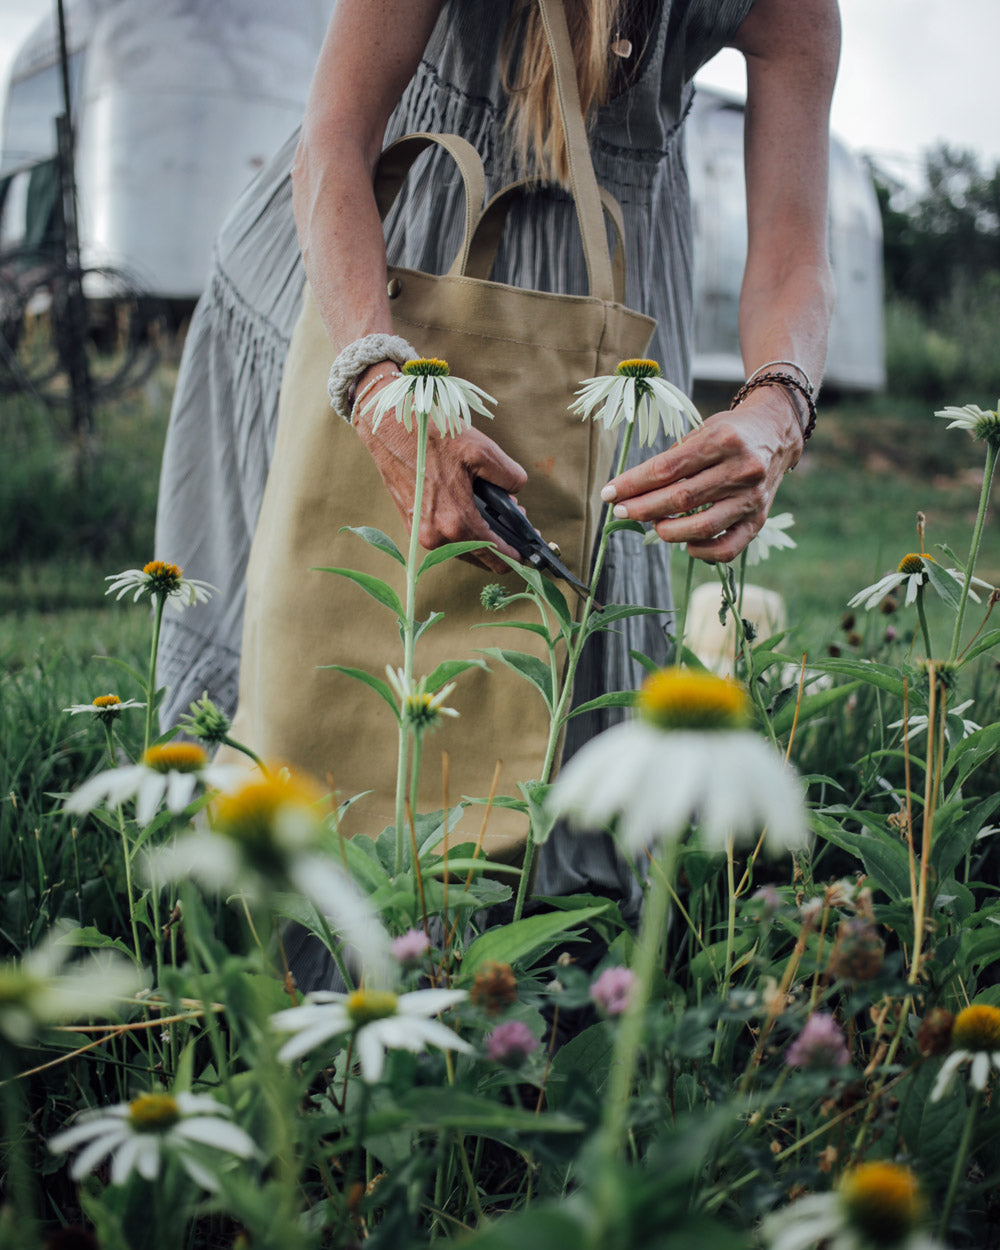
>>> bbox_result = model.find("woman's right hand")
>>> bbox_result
[353,374,527,575]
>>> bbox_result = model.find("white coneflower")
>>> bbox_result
[49,1091,256,1191]
[64,694,145,724]
[105,560,215,612]
[363,357,496,438]
[762,1162,940,1250]
[272,987,472,1082]
[847,552,989,611]
[570,358,702,448]
[65,742,244,826]
[931,1003,1000,1101]
[547,667,807,855]
[745,512,796,566]
[935,400,1000,448]
[0,929,141,1046]
[385,666,459,731]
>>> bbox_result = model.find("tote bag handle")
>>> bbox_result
[373,132,486,276]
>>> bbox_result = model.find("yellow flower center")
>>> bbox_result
[211,768,325,868]
[402,357,449,377]
[141,560,184,596]
[637,668,750,731]
[840,1162,924,1243]
[615,358,661,378]
[952,1003,1000,1051]
[92,694,121,708]
[141,743,207,774]
[128,1092,181,1132]
[896,553,932,575]
[346,989,399,1026]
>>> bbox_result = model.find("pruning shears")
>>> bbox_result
[472,477,599,609]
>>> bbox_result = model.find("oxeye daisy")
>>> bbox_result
[0,929,141,1046]
[271,986,472,1081]
[64,742,244,826]
[363,357,496,438]
[546,667,807,855]
[762,1162,939,1250]
[105,561,215,612]
[745,511,796,566]
[48,1091,256,1191]
[146,766,395,987]
[847,553,989,611]
[385,666,459,731]
[935,400,1000,448]
[931,1002,1000,1100]
[64,694,146,723]
[570,357,702,448]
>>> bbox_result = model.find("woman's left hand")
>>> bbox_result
[601,387,804,563]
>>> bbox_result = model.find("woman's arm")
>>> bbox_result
[292,0,526,569]
[601,0,840,563]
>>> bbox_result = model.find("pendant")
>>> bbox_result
[610,36,633,58]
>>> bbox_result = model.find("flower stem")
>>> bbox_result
[395,409,430,874]
[512,424,635,923]
[939,1089,980,1238]
[915,586,934,658]
[673,553,696,664]
[114,803,144,967]
[144,594,166,752]
[949,440,997,663]
[714,564,778,748]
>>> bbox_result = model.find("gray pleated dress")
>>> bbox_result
[154,0,755,944]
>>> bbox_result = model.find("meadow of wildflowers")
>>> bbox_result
[2,369,1000,1249]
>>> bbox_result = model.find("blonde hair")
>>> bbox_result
[501,0,625,184]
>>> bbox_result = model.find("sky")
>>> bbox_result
[1,0,999,180]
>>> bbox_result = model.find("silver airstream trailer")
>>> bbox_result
[0,0,335,298]
[0,2,884,391]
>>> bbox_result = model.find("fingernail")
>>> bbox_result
[601,483,617,502]
[612,504,628,519]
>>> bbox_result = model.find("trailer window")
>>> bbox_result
[1,54,81,176]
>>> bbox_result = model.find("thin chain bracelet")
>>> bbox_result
[729,371,818,446]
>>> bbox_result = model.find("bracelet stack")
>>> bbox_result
[729,360,818,446]
[327,332,417,423]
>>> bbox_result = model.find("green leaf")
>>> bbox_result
[413,610,445,643]
[566,690,636,719]
[338,525,405,565]
[517,779,557,846]
[811,813,912,901]
[471,619,552,640]
[605,519,647,537]
[923,558,965,611]
[898,1064,965,1175]
[946,723,1000,789]
[91,654,148,693]
[317,665,398,718]
[771,679,862,737]
[312,566,403,617]
[537,574,574,631]
[425,658,488,693]
[788,655,905,697]
[584,603,665,638]
[53,925,136,961]
[460,904,609,980]
[476,647,553,709]
[630,648,661,676]
[958,627,1000,665]
[418,540,491,578]
[397,1087,583,1135]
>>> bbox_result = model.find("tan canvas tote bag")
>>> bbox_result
[222,0,656,860]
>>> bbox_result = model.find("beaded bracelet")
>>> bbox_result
[350,367,402,425]
[729,371,818,445]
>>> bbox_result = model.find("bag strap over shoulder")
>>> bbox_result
[459,177,628,305]
[373,132,486,276]
[536,0,615,303]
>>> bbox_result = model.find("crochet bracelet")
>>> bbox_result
[729,370,818,446]
[327,332,417,423]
